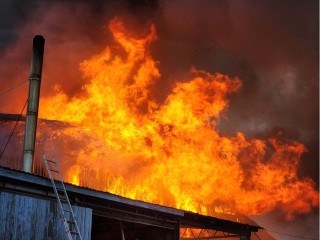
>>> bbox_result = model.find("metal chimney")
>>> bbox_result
[22,35,45,173]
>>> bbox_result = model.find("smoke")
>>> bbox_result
[0,0,168,113]
[0,0,318,237]
[155,0,319,183]
[251,209,319,240]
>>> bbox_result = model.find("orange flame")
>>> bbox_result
[39,17,318,219]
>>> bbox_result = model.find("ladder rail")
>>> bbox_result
[43,154,83,240]
[52,160,75,214]
[52,158,83,240]
[43,155,73,240]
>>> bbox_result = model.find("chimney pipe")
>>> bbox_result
[22,35,45,173]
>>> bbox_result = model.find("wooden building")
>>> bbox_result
[0,166,261,240]
[0,36,262,239]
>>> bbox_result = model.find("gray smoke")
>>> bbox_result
[0,0,318,238]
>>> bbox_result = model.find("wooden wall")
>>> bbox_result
[0,191,92,240]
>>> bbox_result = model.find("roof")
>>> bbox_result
[0,166,262,234]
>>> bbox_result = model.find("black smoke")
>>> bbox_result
[0,0,318,238]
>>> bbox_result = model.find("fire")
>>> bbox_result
[39,17,318,219]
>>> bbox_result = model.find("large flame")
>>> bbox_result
[39,17,318,220]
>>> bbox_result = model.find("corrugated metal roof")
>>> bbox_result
[0,166,262,235]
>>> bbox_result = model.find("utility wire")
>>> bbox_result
[0,79,28,97]
[266,229,318,240]
[0,99,28,159]
[253,232,262,240]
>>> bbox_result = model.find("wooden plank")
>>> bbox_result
[0,191,92,239]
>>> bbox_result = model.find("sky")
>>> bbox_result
[0,0,318,239]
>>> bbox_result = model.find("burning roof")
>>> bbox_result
[1,17,318,221]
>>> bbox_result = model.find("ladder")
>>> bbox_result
[43,154,83,240]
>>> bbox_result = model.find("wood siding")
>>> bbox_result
[0,191,92,240]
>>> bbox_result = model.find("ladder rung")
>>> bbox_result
[50,169,60,173]
[57,194,66,198]
[63,209,72,212]
[70,231,80,235]
[46,159,56,163]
